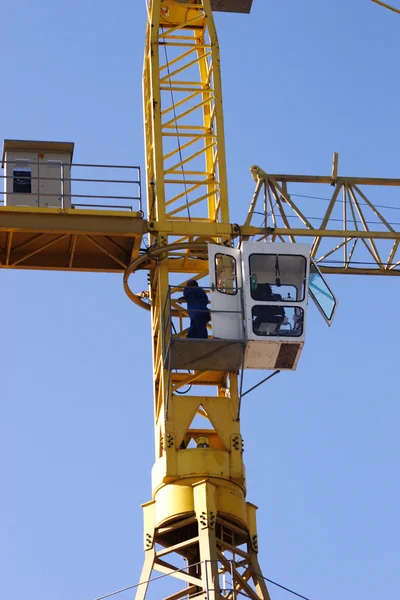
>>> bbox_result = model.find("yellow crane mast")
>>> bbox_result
[131,2,270,598]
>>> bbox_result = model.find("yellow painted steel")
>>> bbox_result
[2,177,400,274]
[143,0,230,231]
[0,206,146,271]
[242,166,400,276]
[143,0,235,498]
[1,0,400,597]
[138,1,267,597]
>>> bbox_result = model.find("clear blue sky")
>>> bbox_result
[1,1,399,599]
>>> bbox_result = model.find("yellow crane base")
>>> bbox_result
[136,479,271,600]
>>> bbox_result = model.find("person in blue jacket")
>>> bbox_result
[178,280,210,339]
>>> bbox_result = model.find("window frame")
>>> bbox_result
[308,259,337,325]
[248,253,307,302]
[251,305,305,338]
[13,168,32,194]
[214,252,238,296]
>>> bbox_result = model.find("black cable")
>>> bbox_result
[250,191,400,234]
[175,387,192,394]
[290,191,400,213]
[319,258,400,266]
[241,370,280,398]
[174,379,192,394]
[289,194,400,210]
[93,561,203,600]
[253,210,400,228]
[94,564,311,600]
[254,572,312,600]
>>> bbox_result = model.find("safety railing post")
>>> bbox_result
[138,165,143,214]
[205,559,209,599]
[37,158,40,207]
[61,162,65,209]
[240,286,246,342]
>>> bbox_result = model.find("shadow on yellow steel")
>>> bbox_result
[0,205,146,271]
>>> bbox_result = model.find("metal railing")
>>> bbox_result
[0,160,142,212]
[162,284,245,361]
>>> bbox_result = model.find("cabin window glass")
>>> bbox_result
[309,262,336,322]
[249,254,307,301]
[252,305,304,337]
[13,169,32,194]
[215,253,238,295]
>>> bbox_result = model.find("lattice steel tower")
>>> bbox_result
[129,2,271,598]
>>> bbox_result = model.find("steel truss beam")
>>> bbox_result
[0,207,145,271]
[143,0,229,231]
[244,166,400,275]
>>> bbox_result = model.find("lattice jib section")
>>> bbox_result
[151,1,229,227]
[245,168,400,276]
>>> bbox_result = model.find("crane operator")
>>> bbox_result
[178,280,211,339]
[252,282,285,333]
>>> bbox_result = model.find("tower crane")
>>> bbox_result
[1,1,400,600]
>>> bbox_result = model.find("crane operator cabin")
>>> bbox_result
[211,242,336,368]
[167,241,337,375]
